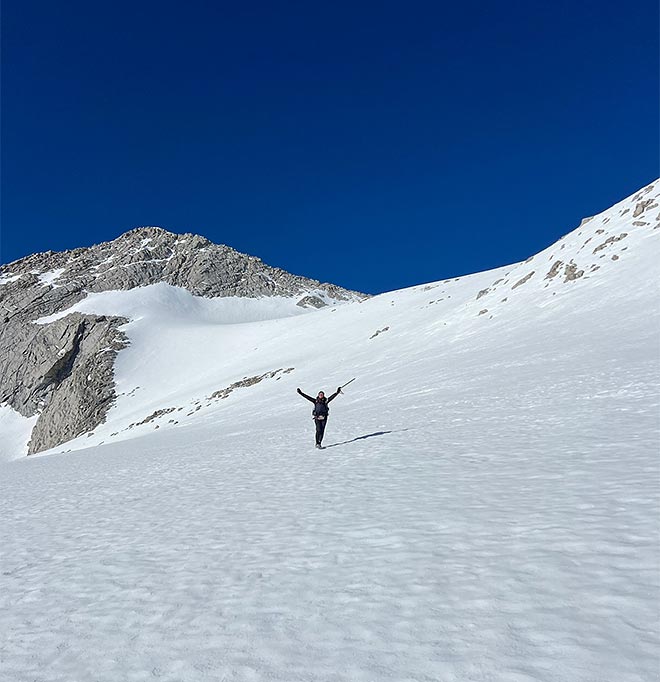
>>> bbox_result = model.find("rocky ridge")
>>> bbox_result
[0,227,366,454]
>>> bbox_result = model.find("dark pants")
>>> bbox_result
[314,417,327,445]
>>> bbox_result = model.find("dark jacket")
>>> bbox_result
[298,388,340,419]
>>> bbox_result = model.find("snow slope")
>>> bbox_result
[1,181,659,681]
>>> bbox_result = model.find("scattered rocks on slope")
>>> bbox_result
[511,272,535,289]
[545,261,563,280]
[130,407,177,428]
[209,368,295,400]
[369,327,390,339]
[296,295,328,309]
[593,233,628,254]
[563,262,584,282]
[633,199,656,218]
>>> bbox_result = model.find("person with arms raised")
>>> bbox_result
[297,386,342,449]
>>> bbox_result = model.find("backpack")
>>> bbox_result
[312,399,329,419]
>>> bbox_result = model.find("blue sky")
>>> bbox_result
[2,0,658,294]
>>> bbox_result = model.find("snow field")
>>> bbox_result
[0,406,38,462]
[1,182,659,680]
[1,347,657,681]
[2,280,658,681]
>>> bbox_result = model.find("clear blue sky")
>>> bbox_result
[2,0,658,294]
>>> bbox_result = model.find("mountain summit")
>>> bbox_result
[1,226,364,305]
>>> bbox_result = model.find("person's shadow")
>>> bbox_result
[325,429,406,448]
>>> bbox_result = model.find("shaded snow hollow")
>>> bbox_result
[1,180,659,681]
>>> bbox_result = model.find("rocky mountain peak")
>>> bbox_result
[113,226,212,251]
[2,226,364,310]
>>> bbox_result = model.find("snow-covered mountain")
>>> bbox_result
[0,228,366,454]
[0,181,658,681]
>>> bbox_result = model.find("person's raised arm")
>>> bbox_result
[297,388,315,403]
[327,387,342,403]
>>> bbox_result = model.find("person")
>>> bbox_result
[297,386,342,448]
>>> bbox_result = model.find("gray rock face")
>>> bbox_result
[23,315,129,454]
[2,227,363,303]
[0,227,365,454]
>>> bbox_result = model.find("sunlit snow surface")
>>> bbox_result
[0,406,38,462]
[1,184,659,681]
